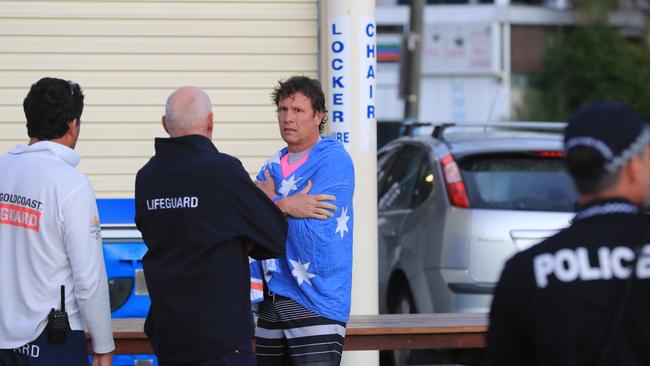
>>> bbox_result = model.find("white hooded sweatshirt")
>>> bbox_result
[0,141,114,354]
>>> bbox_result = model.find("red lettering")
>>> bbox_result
[0,203,41,231]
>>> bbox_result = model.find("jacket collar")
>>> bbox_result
[154,135,218,156]
[573,198,640,222]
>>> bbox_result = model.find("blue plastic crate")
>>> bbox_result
[97,199,157,365]
[103,241,150,318]
[97,198,136,225]
[89,355,158,366]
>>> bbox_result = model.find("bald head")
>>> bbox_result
[163,86,213,138]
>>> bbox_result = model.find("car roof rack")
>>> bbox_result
[401,121,566,139]
[400,121,438,136]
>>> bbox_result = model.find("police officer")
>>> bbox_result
[486,101,650,366]
[135,86,287,366]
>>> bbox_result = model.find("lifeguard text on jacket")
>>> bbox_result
[146,196,198,210]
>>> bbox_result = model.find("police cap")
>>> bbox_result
[564,101,650,174]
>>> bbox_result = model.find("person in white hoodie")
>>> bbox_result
[0,78,114,366]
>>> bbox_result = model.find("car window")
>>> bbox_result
[379,145,427,211]
[412,160,434,208]
[460,154,578,212]
[377,148,400,195]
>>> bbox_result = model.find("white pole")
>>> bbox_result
[497,0,511,120]
[501,21,511,120]
[320,0,378,365]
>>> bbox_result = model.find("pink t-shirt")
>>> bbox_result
[280,152,309,177]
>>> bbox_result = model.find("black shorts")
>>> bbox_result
[0,328,87,366]
[255,295,346,366]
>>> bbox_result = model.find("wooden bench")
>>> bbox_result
[345,313,487,351]
[97,313,487,354]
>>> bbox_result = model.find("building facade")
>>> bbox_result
[0,0,318,197]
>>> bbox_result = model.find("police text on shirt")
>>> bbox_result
[534,244,650,288]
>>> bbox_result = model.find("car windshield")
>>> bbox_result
[460,154,578,212]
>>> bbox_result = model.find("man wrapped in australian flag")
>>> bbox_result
[251,76,355,366]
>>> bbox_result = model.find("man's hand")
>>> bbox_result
[255,170,276,199]
[91,352,112,366]
[255,170,277,199]
[276,180,336,219]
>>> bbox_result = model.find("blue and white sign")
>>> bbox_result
[358,17,376,151]
[328,17,351,145]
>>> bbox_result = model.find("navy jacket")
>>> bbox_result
[135,135,287,363]
[487,199,650,366]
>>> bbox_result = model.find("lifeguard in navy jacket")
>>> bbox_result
[135,86,287,366]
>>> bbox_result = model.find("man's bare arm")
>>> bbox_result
[255,170,336,219]
[91,353,112,366]
[276,180,336,219]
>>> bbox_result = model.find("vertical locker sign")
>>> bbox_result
[328,17,351,144]
[359,16,376,151]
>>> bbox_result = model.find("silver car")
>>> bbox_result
[378,122,578,317]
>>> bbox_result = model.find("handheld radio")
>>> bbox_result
[47,285,69,345]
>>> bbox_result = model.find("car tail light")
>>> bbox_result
[536,151,564,158]
[108,278,133,312]
[441,154,470,208]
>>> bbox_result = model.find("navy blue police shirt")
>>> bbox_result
[135,135,287,363]
[486,199,650,366]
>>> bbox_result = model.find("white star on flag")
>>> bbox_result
[290,258,316,287]
[278,175,302,196]
[264,152,281,169]
[335,207,350,239]
[262,259,277,283]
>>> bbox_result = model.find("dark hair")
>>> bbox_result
[23,77,84,140]
[565,146,620,194]
[272,76,328,133]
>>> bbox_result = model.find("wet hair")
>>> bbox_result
[565,146,621,195]
[272,76,328,133]
[23,77,84,140]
